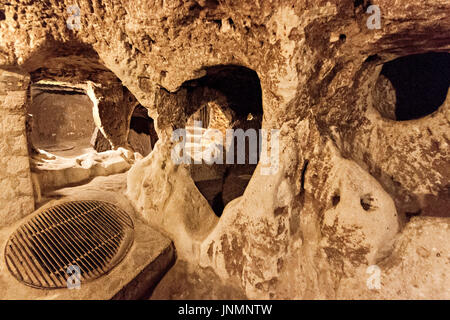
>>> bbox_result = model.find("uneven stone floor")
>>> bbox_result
[150,260,246,300]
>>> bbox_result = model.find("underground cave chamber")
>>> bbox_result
[28,74,160,194]
[0,44,173,300]
[1,0,450,301]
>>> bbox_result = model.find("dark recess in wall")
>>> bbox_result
[380,52,450,121]
[130,105,158,149]
[183,65,263,117]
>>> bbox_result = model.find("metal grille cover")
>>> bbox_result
[4,200,134,289]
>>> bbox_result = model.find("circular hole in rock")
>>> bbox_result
[373,52,450,121]
[360,194,376,211]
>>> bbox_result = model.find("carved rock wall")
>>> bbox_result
[0,0,449,299]
[0,68,34,227]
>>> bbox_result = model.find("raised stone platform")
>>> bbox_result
[0,174,175,300]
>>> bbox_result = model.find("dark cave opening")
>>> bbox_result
[183,65,263,217]
[379,52,450,121]
[183,65,263,118]
[128,105,158,156]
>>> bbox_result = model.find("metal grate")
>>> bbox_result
[4,200,134,289]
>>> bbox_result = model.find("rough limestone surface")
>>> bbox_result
[87,81,138,149]
[0,0,449,299]
[0,67,34,227]
[28,91,95,147]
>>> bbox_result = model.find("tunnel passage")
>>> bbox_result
[24,41,150,159]
[128,105,158,157]
[182,65,263,217]
[28,82,96,157]
[25,42,142,159]
[92,104,158,157]
[373,52,450,120]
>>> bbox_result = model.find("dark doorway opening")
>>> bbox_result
[183,65,263,217]
[128,105,158,157]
